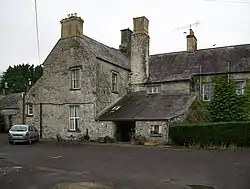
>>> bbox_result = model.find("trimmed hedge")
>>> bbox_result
[169,122,250,147]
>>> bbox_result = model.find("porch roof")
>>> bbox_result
[96,91,197,121]
[0,93,23,110]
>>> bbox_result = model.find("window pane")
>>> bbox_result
[203,83,212,100]
[75,118,80,128]
[236,81,244,95]
[75,106,79,117]
[155,126,159,133]
[71,70,76,80]
[69,118,75,130]
[75,70,80,80]
[75,80,79,88]
[70,107,74,117]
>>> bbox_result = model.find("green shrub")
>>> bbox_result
[169,122,250,147]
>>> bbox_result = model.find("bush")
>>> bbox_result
[169,122,250,147]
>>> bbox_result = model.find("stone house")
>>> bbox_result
[24,13,250,142]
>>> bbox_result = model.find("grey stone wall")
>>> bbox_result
[161,81,190,94]
[25,103,116,140]
[94,121,116,138]
[25,37,98,138]
[96,59,130,114]
[24,37,126,140]
[131,80,191,94]
[136,121,169,143]
[135,114,186,144]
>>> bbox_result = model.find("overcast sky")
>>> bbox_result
[0,0,250,72]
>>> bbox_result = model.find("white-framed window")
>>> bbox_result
[111,72,118,92]
[147,85,161,94]
[203,83,212,101]
[27,104,33,116]
[70,68,80,89]
[150,125,162,135]
[69,105,80,131]
[236,80,245,95]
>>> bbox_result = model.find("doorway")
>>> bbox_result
[115,121,135,142]
[0,114,6,133]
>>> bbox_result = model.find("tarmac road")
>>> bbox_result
[0,134,250,189]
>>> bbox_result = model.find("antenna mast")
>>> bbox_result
[172,21,200,33]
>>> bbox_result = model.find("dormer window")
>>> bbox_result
[147,85,161,94]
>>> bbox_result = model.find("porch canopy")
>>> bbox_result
[96,91,197,121]
[0,93,23,115]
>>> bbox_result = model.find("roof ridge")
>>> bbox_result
[150,43,250,57]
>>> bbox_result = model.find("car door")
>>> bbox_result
[32,126,39,140]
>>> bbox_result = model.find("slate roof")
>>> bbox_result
[78,35,130,70]
[97,92,197,121]
[77,35,250,83]
[148,44,250,83]
[0,93,23,110]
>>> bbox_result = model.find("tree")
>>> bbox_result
[0,63,43,94]
[208,75,247,122]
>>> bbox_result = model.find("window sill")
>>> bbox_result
[111,91,119,94]
[149,134,163,137]
[26,114,33,117]
[67,129,81,133]
[147,92,161,95]
[69,88,81,91]
[203,100,211,102]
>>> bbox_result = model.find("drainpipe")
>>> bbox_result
[22,92,25,124]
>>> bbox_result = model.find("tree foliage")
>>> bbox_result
[0,63,43,94]
[208,75,247,122]
[185,100,211,123]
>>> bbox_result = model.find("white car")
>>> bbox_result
[8,125,39,144]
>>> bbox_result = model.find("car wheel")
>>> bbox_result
[9,141,13,145]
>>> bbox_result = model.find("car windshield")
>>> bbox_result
[10,125,27,132]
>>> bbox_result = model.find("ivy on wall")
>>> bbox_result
[242,78,250,120]
[187,74,250,123]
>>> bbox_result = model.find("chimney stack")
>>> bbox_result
[186,29,197,52]
[131,16,150,85]
[119,28,133,57]
[60,13,84,38]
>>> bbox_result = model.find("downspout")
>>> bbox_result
[22,92,25,124]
